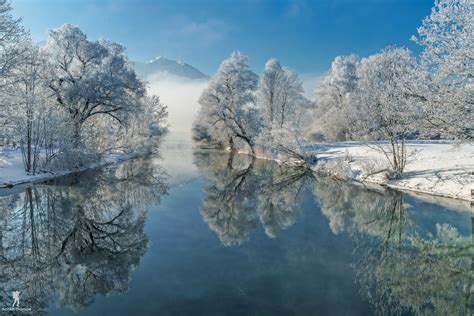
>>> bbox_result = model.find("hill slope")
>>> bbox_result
[133,56,208,80]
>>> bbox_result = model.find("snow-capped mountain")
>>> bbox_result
[133,56,208,80]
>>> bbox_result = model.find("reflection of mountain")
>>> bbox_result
[133,56,208,80]
[0,158,168,314]
[195,151,308,246]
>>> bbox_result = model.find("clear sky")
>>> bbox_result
[12,0,434,76]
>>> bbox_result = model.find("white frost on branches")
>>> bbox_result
[412,0,473,141]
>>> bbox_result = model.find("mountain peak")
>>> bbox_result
[134,56,208,80]
[148,56,163,63]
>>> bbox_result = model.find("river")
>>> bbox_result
[0,143,472,315]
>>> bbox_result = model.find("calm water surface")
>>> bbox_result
[0,145,473,315]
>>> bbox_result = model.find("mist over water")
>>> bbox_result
[144,68,321,143]
[146,73,208,142]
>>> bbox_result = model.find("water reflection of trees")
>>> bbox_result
[194,151,308,246]
[314,179,474,315]
[313,177,413,243]
[0,157,168,313]
[357,224,474,315]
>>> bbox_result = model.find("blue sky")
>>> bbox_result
[13,0,434,75]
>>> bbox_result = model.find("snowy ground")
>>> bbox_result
[0,149,130,189]
[0,132,196,191]
[306,141,474,202]
[1,140,473,202]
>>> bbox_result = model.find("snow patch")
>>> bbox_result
[306,141,474,201]
[0,149,135,189]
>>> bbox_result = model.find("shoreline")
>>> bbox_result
[235,140,473,203]
[355,178,473,211]
[0,152,149,194]
[338,177,473,213]
[307,141,473,203]
[362,178,473,203]
[2,141,473,205]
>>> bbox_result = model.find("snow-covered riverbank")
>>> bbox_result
[306,141,474,202]
[0,150,134,189]
[2,141,473,202]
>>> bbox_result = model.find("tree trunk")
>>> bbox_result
[269,92,274,126]
[72,119,82,148]
[23,94,33,173]
[248,141,255,156]
[280,104,285,128]
[26,111,32,173]
[228,137,236,169]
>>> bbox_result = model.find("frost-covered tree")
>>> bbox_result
[313,55,359,141]
[43,24,145,148]
[0,40,68,173]
[5,43,48,173]
[257,58,306,129]
[0,0,26,81]
[258,59,285,128]
[256,58,310,162]
[114,95,168,154]
[353,47,421,178]
[0,0,27,131]
[193,52,260,154]
[0,4,167,172]
[412,0,473,141]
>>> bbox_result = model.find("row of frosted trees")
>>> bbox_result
[193,53,311,163]
[0,1,168,175]
[193,0,472,178]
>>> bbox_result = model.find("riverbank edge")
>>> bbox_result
[362,178,473,203]
[2,143,472,206]
[0,152,150,191]
[233,143,474,205]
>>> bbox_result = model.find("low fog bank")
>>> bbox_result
[147,73,208,145]
[145,73,207,185]
[146,71,321,146]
